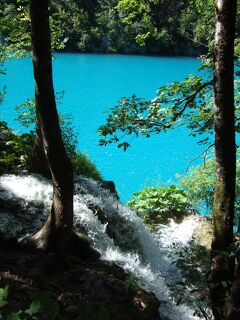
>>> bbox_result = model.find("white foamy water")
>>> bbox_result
[0,174,52,205]
[155,216,201,248]
[0,174,203,320]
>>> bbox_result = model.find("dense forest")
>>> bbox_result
[1,0,240,320]
[1,0,240,55]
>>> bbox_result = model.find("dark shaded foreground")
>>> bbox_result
[0,237,161,320]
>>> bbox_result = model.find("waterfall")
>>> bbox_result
[0,173,205,320]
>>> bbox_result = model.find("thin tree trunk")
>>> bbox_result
[29,114,50,179]
[27,0,73,251]
[210,0,237,318]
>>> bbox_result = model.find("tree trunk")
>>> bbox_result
[212,0,237,252]
[210,0,237,318]
[27,0,74,252]
[28,114,51,179]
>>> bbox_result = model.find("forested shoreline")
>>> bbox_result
[2,0,240,56]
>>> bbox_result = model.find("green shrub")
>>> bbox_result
[15,95,78,159]
[0,119,102,180]
[0,285,110,320]
[179,157,240,229]
[0,121,34,175]
[72,153,102,181]
[165,241,210,316]
[0,288,59,320]
[128,185,191,227]
[14,97,103,181]
[179,159,215,215]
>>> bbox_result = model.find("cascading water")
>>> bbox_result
[0,173,205,320]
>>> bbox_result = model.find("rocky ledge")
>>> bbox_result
[0,241,161,320]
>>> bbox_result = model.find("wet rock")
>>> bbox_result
[133,289,160,316]
[193,216,213,250]
[0,208,46,240]
[81,201,144,254]
[99,180,119,199]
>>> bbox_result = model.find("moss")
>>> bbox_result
[212,181,234,250]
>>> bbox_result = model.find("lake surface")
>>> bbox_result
[1,53,204,202]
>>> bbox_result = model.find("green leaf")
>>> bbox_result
[6,311,22,320]
[25,300,42,316]
[30,292,59,320]
[0,285,9,301]
[0,285,10,307]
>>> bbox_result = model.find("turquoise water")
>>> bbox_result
[1,53,204,202]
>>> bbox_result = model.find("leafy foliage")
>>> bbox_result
[25,292,59,320]
[0,286,9,309]
[3,0,240,55]
[0,93,102,180]
[166,241,211,318]
[49,0,96,52]
[0,3,31,58]
[0,121,34,175]
[117,0,160,46]
[179,0,215,51]
[15,98,36,128]
[117,0,240,54]
[128,155,240,229]
[72,153,102,180]
[128,185,191,227]
[0,289,59,320]
[98,68,240,151]
[15,93,79,159]
[179,159,215,215]
[98,75,214,150]
[0,286,110,320]
[117,0,188,50]
[0,1,66,58]
[180,157,240,228]
[14,95,102,180]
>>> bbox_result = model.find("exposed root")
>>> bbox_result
[19,230,100,261]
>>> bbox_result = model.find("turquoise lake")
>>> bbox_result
[1,53,205,202]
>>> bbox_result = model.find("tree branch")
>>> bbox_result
[186,143,214,172]
[172,80,213,121]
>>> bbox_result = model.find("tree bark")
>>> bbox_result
[210,0,237,319]
[27,0,74,252]
[212,0,237,251]
[28,114,51,179]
